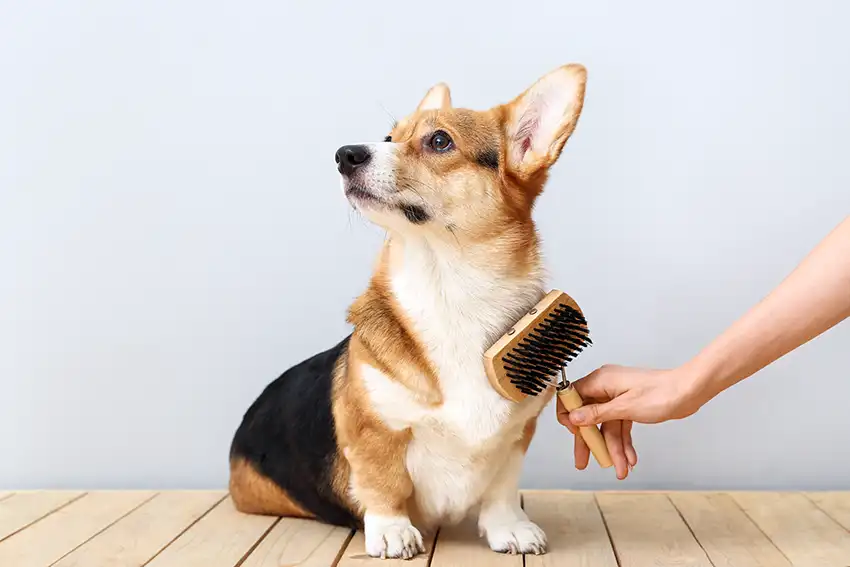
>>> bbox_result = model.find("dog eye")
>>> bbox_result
[428,131,453,152]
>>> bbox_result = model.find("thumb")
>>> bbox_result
[569,400,625,426]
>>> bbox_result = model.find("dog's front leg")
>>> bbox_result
[477,442,547,555]
[346,437,425,560]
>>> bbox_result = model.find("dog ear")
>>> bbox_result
[416,83,452,112]
[503,64,586,178]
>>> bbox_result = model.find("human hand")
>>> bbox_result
[556,365,708,479]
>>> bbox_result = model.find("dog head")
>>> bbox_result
[336,64,587,240]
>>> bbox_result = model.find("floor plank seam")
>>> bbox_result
[425,527,440,567]
[665,494,716,567]
[139,492,229,567]
[233,516,282,567]
[801,492,850,535]
[0,493,14,504]
[330,529,357,567]
[0,491,89,545]
[520,491,526,567]
[48,492,160,567]
[592,493,622,567]
[725,493,796,566]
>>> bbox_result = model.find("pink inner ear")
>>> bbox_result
[515,115,539,162]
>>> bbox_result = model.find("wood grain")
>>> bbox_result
[0,491,154,567]
[2,491,850,565]
[428,518,523,567]
[670,492,791,566]
[52,491,224,567]
[807,491,850,531]
[523,490,618,567]
[733,492,850,567]
[596,493,713,567]
[144,497,277,567]
[0,490,84,541]
[240,517,352,567]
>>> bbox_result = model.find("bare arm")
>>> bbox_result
[687,214,850,401]
[559,215,850,478]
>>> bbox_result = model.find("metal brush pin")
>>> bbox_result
[555,368,613,468]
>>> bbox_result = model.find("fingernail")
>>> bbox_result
[570,410,586,423]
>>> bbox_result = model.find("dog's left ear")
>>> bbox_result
[504,64,587,178]
[416,83,452,112]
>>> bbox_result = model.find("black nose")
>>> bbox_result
[335,145,371,175]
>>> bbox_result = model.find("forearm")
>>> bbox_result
[687,215,850,401]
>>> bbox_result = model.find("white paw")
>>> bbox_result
[364,514,426,560]
[483,520,547,555]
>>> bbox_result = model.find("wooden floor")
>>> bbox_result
[1,491,849,566]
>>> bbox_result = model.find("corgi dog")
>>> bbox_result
[229,63,587,559]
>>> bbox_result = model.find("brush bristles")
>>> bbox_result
[502,304,591,396]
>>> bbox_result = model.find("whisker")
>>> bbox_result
[377,102,397,130]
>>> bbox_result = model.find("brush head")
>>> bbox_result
[483,290,592,402]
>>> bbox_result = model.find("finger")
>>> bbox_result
[623,420,638,468]
[601,421,628,480]
[574,429,590,470]
[571,365,624,400]
[568,399,627,427]
[558,397,590,469]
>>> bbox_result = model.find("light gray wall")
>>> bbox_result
[2,1,849,490]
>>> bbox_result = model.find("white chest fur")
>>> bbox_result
[359,240,549,527]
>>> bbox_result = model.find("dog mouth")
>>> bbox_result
[344,183,431,224]
[345,184,384,203]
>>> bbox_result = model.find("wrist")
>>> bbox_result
[675,357,724,411]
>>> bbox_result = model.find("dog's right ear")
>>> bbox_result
[416,83,452,112]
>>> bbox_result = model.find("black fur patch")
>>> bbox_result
[229,336,359,528]
[401,204,430,224]
[476,149,499,169]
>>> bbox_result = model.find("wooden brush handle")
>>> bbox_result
[558,385,614,469]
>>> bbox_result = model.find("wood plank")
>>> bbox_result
[733,492,850,567]
[0,492,12,502]
[429,518,523,567]
[807,492,850,531]
[0,491,154,567]
[523,491,618,567]
[145,497,277,567]
[596,493,712,567]
[52,491,225,567]
[240,517,352,567]
[336,528,435,566]
[670,492,791,566]
[0,491,85,542]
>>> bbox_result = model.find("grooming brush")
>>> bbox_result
[483,289,613,469]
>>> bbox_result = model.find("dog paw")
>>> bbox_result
[364,514,425,560]
[483,520,548,555]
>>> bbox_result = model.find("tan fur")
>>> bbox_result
[333,336,416,517]
[230,458,314,517]
[345,245,442,405]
